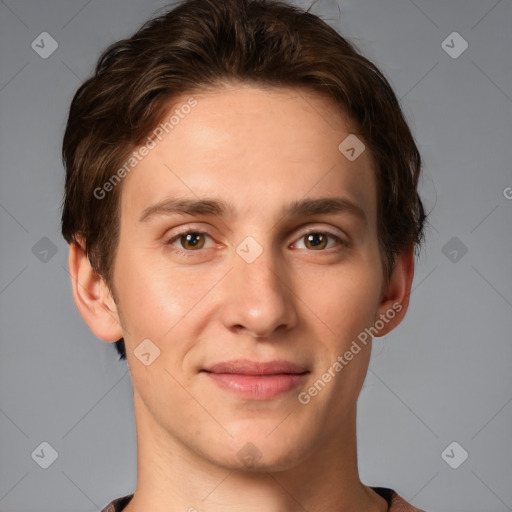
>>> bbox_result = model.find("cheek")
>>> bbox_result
[305,272,378,397]
[113,245,213,339]
[112,245,173,335]
[302,262,382,346]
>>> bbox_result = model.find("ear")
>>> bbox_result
[68,239,124,342]
[373,244,415,337]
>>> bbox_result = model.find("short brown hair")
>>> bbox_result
[61,0,427,360]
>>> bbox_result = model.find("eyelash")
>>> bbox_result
[166,228,348,257]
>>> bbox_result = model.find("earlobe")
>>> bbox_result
[68,240,124,342]
[374,244,415,337]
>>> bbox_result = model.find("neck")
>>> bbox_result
[123,391,387,512]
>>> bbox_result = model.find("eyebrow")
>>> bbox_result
[138,196,367,225]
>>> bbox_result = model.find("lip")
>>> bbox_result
[203,359,308,375]
[201,359,309,400]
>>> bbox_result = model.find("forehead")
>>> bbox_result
[119,84,377,228]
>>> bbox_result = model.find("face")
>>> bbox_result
[111,84,388,471]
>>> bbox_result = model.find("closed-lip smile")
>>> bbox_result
[201,359,309,399]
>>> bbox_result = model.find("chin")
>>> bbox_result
[201,430,310,473]
[216,450,305,473]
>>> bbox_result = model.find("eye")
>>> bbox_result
[167,230,214,253]
[293,230,347,251]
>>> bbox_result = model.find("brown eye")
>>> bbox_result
[180,232,205,250]
[303,233,329,250]
[295,231,345,251]
[168,231,212,252]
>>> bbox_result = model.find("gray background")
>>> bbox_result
[0,0,511,511]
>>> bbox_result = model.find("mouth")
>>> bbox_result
[201,359,310,400]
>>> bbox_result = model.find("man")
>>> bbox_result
[61,1,428,510]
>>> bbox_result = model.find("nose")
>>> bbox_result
[221,245,299,339]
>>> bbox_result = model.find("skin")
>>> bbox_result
[69,84,414,512]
